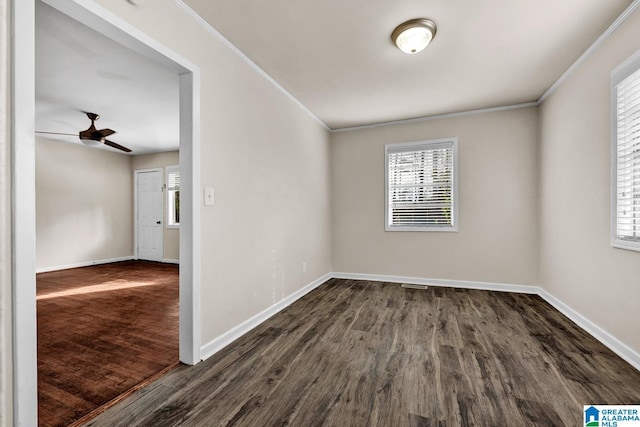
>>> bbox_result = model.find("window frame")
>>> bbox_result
[611,50,640,252]
[166,165,180,229]
[385,137,459,232]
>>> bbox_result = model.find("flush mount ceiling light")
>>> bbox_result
[391,18,437,55]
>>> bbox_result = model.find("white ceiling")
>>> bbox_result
[36,0,634,141]
[35,1,180,155]
[184,0,633,129]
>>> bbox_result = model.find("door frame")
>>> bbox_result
[134,168,165,261]
[12,0,202,424]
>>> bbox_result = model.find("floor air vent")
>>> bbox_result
[401,283,429,290]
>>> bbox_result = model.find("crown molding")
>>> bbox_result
[171,1,330,131]
[173,0,640,133]
[538,0,640,103]
[331,102,538,133]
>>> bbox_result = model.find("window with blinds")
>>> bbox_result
[612,53,640,251]
[166,165,180,227]
[385,138,458,231]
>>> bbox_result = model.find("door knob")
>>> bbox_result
[156,221,161,224]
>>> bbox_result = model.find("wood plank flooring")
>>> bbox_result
[37,261,179,427]
[86,279,640,426]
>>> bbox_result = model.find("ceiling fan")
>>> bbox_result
[36,112,132,153]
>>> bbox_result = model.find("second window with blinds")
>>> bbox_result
[166,165,180,228]
[385,138,458,231]
[611,51,640,252]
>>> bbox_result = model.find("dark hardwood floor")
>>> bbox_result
[37,260,179,427]
[86,278,640,426]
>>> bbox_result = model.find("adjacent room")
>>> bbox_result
[4,0,640,426]
[34,2,182,425]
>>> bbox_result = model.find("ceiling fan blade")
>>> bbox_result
[99,128,116,137]
[35,131,77,137]
[104,139,132,153]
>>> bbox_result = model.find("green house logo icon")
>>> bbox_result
[585,406,599,427]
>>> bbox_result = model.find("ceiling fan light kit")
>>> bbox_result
[81,139,102,148]
[391,18,437,54]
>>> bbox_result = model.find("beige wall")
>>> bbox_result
[91,1,333,341]
[36,148,181,269]
[132,151,180,261]
[332,107,539,286]
[9,1,637,425]
[0,0,11,423]
[35,137,134,270]
[539,9,640,353]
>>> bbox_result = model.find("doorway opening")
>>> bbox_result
[13,0,202,425]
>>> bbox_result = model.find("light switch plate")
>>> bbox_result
[204,187,214,206]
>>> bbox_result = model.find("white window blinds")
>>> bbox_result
[167,168,180,192]
[613,57,640,250]
[166,166,180,227]
[385,138,458,231]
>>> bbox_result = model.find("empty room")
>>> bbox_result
[3,0,640,426]
[32,2,185,425]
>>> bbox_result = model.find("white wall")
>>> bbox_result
[132,151,180,262]
[90,1,333,343]
[0,0,12,423]
[35,137,134,270]
[539,8,640,354]
[331,107,539,286]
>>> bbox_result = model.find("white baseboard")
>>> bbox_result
[197,270,639,373]
[200,273,333,361]
[539,289,640,371]
[337,272,640,372]
[35,256,135,273]
[332,272,540,294]
[163,259,180,264]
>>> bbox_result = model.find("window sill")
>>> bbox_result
[385,226,458,232]
[166,224,180,230]
[611,240,640,253]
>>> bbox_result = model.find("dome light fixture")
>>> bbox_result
[391,18,437,55]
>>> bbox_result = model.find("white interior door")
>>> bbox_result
[137,169,164,261]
